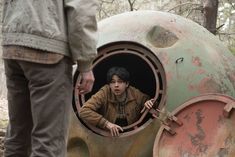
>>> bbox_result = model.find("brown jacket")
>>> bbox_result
[79,85,149,128]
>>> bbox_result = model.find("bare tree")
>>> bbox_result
[167,1,203,25]
[203,0,219,34]
[98,0,116,19]
[90,0,234,53]
[127,0,137,11]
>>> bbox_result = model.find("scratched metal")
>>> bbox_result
[153,94,235,157]
[67,11,235,157]
[97,11,235,112]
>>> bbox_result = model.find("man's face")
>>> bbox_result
[109,75,129,96]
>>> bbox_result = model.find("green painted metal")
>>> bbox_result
[67,111,161,157]
[67,11,235,157]
[97,10,235,111]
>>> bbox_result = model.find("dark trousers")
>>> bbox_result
[3,58,73,157]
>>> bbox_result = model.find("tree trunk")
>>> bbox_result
[203,0,218,35]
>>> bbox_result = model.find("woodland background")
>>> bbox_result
[97,0,235,52]
[0,0,234,128]
[0,0,234,153]
[1,0,234,98]
[0,0,235,157]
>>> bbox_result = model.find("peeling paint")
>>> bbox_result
[228,71,235,90]
[158,52,170,65]
[147,26,179,48]
[154,95,235,157]
[188,77,221,93]
[192,56,202,67]
[166,71,173,81]
[195,69,206,75]
[188,109,207,154]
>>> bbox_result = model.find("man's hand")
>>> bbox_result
[76,70,95,95]
[105,122,123,137]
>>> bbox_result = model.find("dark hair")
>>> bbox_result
[107,67,130,83]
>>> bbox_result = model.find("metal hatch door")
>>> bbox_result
[153,94,235,157]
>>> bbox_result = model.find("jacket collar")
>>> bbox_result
[107,85,136,103]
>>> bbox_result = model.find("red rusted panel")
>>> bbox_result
[153,94,235,157]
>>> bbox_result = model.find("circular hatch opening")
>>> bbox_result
[73,42,166,136]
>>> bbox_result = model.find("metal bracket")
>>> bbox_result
[148,108,183,135]
[223,102,235,118]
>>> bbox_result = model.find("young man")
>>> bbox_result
[2,0,98,156]
[79,67,154,137]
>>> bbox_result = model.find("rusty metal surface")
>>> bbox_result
[67,11,235,157]
[68,42,166,157]
[67,110,161,157]
[69,41,167,157]
[74,42,167,136]
[153,94,235,157]
[98,11,235,112]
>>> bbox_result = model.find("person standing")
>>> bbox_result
[1,0,98,156]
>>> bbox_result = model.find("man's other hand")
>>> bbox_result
[76,70,95,94]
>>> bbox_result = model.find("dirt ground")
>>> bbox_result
[0,99,8,157]
[0,0,7,155]
[0,130,4,157]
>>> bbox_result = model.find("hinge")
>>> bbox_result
[148,108,183,135]
[223,102,235,118]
